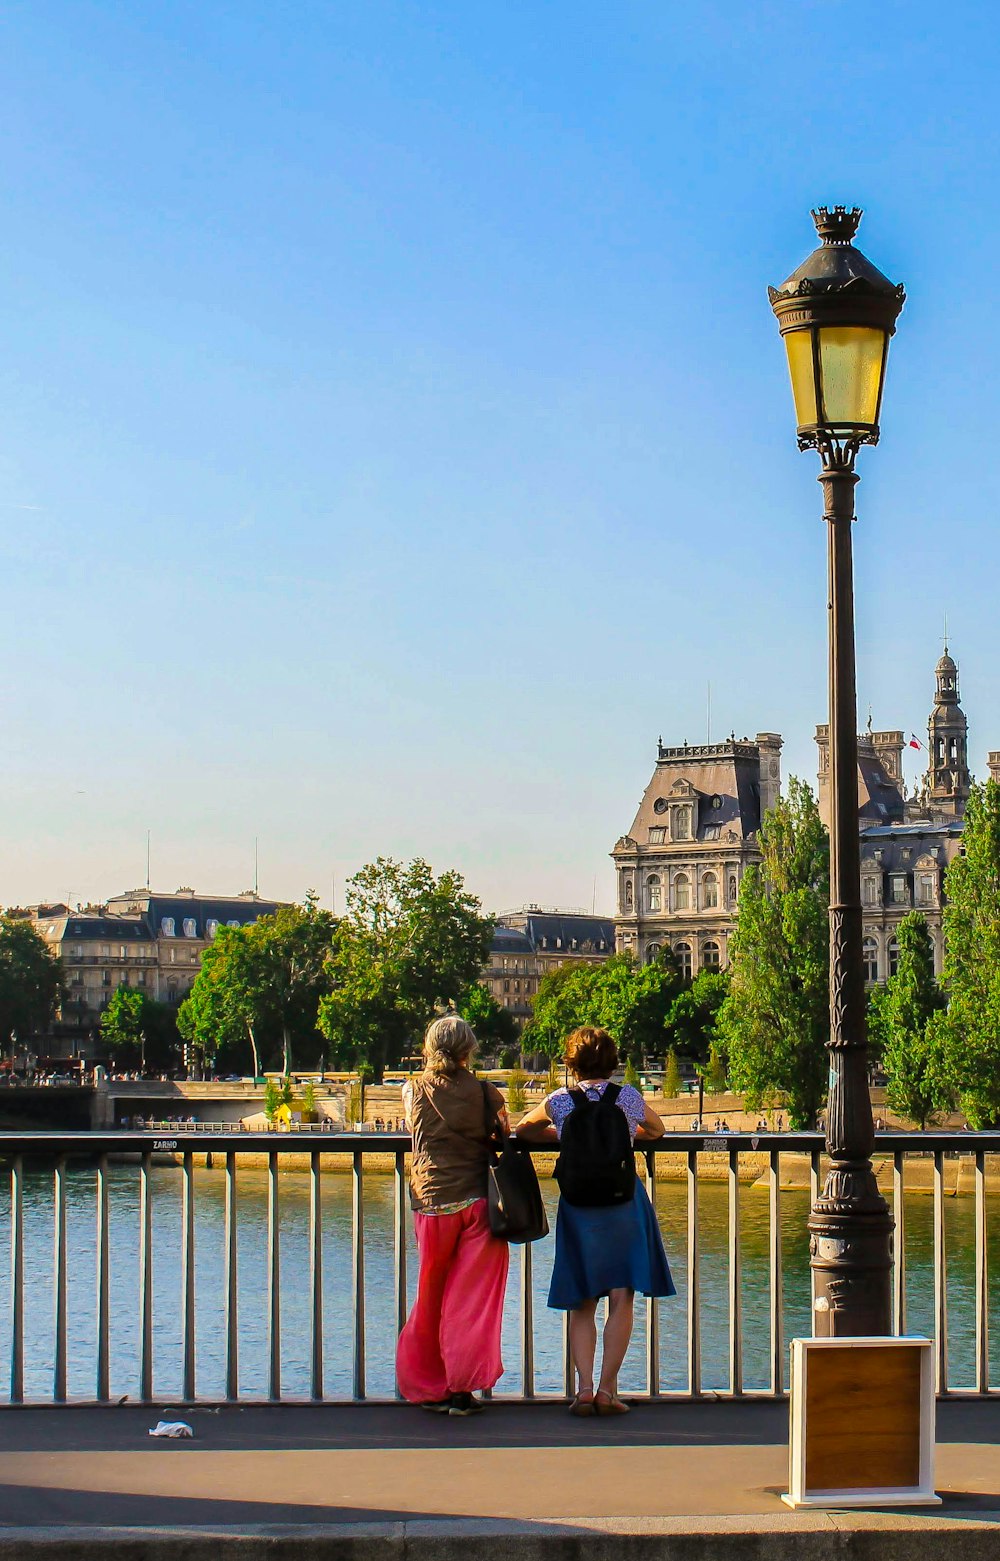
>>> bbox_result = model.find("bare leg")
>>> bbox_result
[597,1287,634,1398]
[568,1300,598,1395]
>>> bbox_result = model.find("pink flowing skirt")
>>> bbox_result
[395,1198,509,1402]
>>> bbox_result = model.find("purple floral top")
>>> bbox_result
[545,1081,646,1141]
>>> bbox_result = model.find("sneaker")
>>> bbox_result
[419,1398,452,1413]
[448,1392,485,1416]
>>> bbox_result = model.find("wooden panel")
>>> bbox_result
[804,1345,922,1492]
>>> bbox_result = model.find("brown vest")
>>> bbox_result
[408,1070,503,1212]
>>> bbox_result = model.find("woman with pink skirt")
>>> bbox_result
[395,1016,509,1415]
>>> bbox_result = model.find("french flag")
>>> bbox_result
[909,733,923,751]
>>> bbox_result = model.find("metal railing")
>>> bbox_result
[1,1130,997,1406]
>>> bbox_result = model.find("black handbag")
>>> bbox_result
[481,1082,549,1245]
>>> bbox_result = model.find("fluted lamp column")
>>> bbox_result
[769,207,905,1336]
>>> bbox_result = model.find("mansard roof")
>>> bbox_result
[624,739,765,845]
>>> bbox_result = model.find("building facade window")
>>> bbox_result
[863,876,879,906]
[701,940,721,972]
[671,805,692,841]
[674,942,692,981]
[890,875,907,904]
[888,937,900,978]
[918,874,935,905]
[673,874,690,911]
[648,827,665,844]
[646,943,661,965]
[646,874,662,913]
[863,937,879,984]
[703,872,719,909]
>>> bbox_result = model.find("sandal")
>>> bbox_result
[569,1391,595,1417]
[595,1390,630,1415]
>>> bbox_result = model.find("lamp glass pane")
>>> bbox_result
[817,326,886,427]
[784,328,818,428]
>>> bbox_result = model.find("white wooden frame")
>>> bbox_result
[783,1336,940,1509]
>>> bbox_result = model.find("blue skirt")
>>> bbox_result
[547,1180,676,1311]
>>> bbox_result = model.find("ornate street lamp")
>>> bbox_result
[769,207,905,1335]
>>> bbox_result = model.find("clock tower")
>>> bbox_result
[926,646,970,818]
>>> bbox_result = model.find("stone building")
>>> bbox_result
[612,733,783,975]
[483,908,615,1029]
[815,648,979,981]
[28,889,282,1052]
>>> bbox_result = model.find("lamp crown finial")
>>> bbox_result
[811,205,863,245]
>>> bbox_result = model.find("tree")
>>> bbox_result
[100,986,146,1067]
[101,987,178,1072]
[319,858,493,1079]
[943,780,1000,1127]
[0,918,62,1046]
[666,970,729,1068]
[718,777,830,1128]
[524,951,682,1064]
[623,1057,640,1088]
[263,1077,282,1122]
[179,899,336,1077]
[663,1049,681,1098]
[865,982,892,1066]
[457,982,518,1052]
[506,1066,527,1114]
[881,912,952,1128]
[703,1041,728,1095]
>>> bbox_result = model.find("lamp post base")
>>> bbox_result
[809,1163,893,1337]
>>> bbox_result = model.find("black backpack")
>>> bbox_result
[554,1083,636,1208]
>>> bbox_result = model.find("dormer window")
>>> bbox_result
[207,919,219,939]
[671,805,692,841]
[648,827,665,844]
[161,918,176,937]
[183,918,197,938]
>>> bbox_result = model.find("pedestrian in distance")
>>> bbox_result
[395,1015,510,1417]
[516,1027,674,1418]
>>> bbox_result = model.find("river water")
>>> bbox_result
[2,1163,996,1402]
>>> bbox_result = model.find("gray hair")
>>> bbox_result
[423,1015,477,1076]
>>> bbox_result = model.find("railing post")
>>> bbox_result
[393,1149,407,1401]
[96,1154,110,1402]
[645,1149,659,1398]
[53,1157,67,1403]
[309,1150,324,1402]
[352,1148,365,1401]
[728,1146,742,1396]
[893,1151,906,1336]
[520,1241,535,1399]
[181,1152,196,1402]
[224,1151,239,1401]
[975,1150,989,1394]
[267,1150,281,1402]
[139,1152,153,1402]
[9,1157,23,1405]
[687,1147,700,1397]
[933,1149,948,1395]
[769,1149,783,1396]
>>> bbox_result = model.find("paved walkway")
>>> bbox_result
[2,1398,1000,1553]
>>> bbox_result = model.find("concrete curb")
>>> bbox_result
[3,1515,1000,1559]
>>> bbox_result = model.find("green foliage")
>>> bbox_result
[497,1044,518,1068]
[524,951,682,1064]
[318,858,493,1080]
[179,898,336,1076]
[881,913,952,1128]
[718,777,830,1128]
[0,918,62,1044]
[943,781,1000,1127]
[623,1056,640,1088]
[301,1081,318,1120]
[98,987,179,1072]
[703,1041,728,1095]
[263,1078,281,1121]
[666,970,730,1067]
[545,1058,560,1094]
[506,1066,527,1114]
[345,1079,363,1126]
[457,981,518,1051]
[663,1049,681,1098]
[865,982,892,1065]
[100,986,146,1062]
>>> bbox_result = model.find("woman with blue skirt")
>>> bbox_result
[517,1027,674,1416]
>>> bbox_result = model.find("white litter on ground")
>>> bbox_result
[147,1420,194,1438]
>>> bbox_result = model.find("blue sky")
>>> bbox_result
[1,0,998,915]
